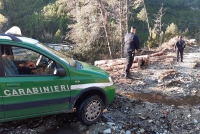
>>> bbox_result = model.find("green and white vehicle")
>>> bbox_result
[0,27,115,125]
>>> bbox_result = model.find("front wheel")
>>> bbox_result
[77,95,104,125]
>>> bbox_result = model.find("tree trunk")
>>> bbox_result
[98,0,113,59]
[125,0,129,34]
[119,0,123,58]
[143,0,151,35]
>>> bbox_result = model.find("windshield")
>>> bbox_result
[35,42,76,67]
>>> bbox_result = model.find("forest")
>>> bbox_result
[1,0,200,63]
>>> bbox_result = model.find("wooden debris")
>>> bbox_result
[166,80,183,87]
[190,63,198,69]
[158,69,177,80]
[186,39,197,45]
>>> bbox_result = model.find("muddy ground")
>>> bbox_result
[1,44,200,134]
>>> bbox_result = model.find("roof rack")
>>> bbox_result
[0,33,22,42]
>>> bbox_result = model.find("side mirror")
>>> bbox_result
[56,68,66,77]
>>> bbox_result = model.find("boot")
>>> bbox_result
[125,73,133,79]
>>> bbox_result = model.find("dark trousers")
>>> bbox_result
[176,49,184,62]
[125,51,134,75]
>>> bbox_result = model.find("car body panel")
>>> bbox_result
[0,33,116,123]
[0,76,71,118]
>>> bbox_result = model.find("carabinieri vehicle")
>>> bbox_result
[0,26,115,125]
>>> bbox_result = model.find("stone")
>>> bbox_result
[107,122,115,126]
[120,129,125,134]
[125,130,131,134]
[148,120,154,123]
[103,128,111,134]
[140,128,145,133]
[194,119,198,124]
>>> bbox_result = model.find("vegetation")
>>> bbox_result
[1,0,200,63]
[0,0,70,42]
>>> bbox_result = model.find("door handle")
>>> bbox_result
[6,83,20,87]
[75,80,80,83]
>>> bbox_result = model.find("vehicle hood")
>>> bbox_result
[79,61,109,76]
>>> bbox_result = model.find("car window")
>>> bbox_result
[35,43,76,68]
[1,45,57,76]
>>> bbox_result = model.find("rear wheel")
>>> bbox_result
[77,95,103,125]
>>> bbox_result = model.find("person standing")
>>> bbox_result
[175,36,185,62]
[124,26,140,79]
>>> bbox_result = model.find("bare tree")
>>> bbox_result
[119,0,123,57]
[143,0,151,35]
[135,0,151,35]
[153,3,166,45]
[125,0,129,34]
[97,0,113,59]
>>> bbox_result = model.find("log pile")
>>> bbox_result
[95,48,171,71]
[94,48,176,86]
[94,55,150,71]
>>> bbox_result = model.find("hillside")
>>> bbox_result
[133,0,200,44]
[1,0,200,43]
[0,0,200,70]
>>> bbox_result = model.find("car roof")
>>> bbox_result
[18,36,38,44]
[0,33,39,45]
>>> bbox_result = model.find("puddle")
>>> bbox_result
[125,92,200,106]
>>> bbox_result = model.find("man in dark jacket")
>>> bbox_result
[175,36,185,62]
[124,26,140,79]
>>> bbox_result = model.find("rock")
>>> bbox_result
[125,130,131,134]
[140,128,145,133]
[163,110,168,115]
[120,129,125,134]
[193,119,198,124]
[103,128,111,134]
[197,123,200,128]
[187,114,191,118]
[148,120,154,123]
[107,122,115,126]
[158,79,163,83]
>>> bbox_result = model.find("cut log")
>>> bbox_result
[98,62,141,71]
[131,63,140,69]
[94,58,126,66]
[94,55,149,66]
[95,55,150,72]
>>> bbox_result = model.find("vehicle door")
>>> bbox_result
[0,46,5,119]
[0,45,71,118]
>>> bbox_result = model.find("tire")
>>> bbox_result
[77,95,104,125]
